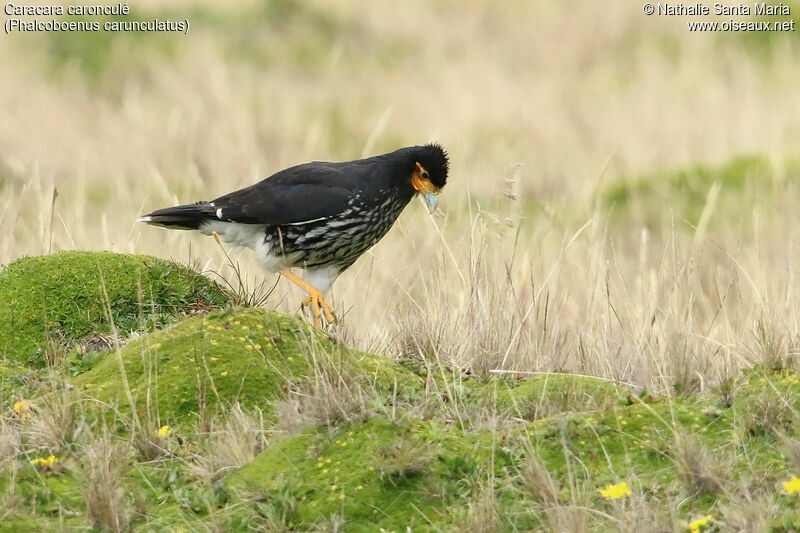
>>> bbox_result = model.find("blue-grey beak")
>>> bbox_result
[423,193,439,214]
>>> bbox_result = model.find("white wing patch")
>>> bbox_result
[216,208,224,219]
[284,216,331,226]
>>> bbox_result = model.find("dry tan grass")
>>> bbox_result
[465,481,501,533]
[79,433,132,532]
[518,448,560,507]
[3,2,800,395]
[672,430,727,496]
[26,385,84,452]
[0,420,21,465]
[192,403,267,483]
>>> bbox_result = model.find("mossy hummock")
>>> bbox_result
[227,415,506,531]
[0,251,231,365]
[74,307,421,423]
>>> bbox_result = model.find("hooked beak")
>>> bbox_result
[411,165,441,214]
[423,192,439,213]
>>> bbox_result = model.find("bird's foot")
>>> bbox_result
[279,269,337,329]
[301,290,337,328]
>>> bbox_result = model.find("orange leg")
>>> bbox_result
[279,270,337,327]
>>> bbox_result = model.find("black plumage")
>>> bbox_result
[139,144,449,326]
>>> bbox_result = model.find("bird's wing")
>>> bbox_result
[211,162,357,225]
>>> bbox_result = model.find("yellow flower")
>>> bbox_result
[13,400,35,420]
[783,476,800,494]
[688,515,713,532]
[599,481,631,500]
[156,425,172,439]
[30,455,58,468]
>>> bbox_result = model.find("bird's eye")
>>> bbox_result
[421,170,430,180]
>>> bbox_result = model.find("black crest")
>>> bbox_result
[413,143,449,189]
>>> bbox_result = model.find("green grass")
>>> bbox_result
[225,370,800,530]
[26,1,346,83]
[718,1,800,56]
[0,251,231,366]
[6,359,800,530]
[601,155,795,228]
[41,14,176,80]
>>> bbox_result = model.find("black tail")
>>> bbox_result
[138,202,217,230]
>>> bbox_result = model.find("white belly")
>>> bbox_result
[199,220,295,273]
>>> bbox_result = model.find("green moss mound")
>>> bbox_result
[227,415,505,531]
[221,377,623,532]
[0,251,231,365]
[73,308,421,424]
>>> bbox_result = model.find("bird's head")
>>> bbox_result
[408,143,448,213]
